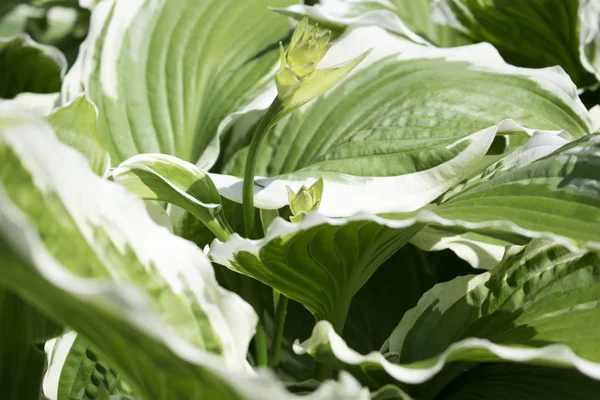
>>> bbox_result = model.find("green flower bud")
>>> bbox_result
[276,43,301,99]
[286,178,324,222]
[271,18,371,128]
[276,18,332,93]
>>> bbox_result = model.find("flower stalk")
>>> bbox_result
[241,16,370,369]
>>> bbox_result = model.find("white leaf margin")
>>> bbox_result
[295,318,600,385]
[210,188,600,274]
[0,109,373,400]
[209,121,568,217]
[578,0,600,82]
[42,331,370,400]
[273,0,432,46]
[62,0,113,102]
[405,131,572,269]
[0,93,59,117]
[409,227,506,270]
[590,105,600,132]
[79,0,101,9]
[0,107,257,368]
[441,129,572,202]
[209,26,590,217]
[43,332,79,400]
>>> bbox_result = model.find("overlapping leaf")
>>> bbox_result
[43,332,133,400]
[296,241,600,398]
[430,133,600,252]
[213,131,600,340]
[113,153,232,241]
[210,212,425,330]
[275,0,471,46]
[433,0,599,87]
[580,0,600,84]
[0,109,372,400]
[0,34,65,98]
[62,0,295,167]
[0,109,250,396]
[410,131,574,269]
[216,26,591,217]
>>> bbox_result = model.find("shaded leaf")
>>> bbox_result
[0,34,65,98]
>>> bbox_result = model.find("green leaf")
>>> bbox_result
[342,245,477,355]
[62,0,296,168]
[432,0,598,87]
[409,131,574,269]
[212,134,600,335]
[113,153,232,242]
[431,133,600,252]
[0,34,65,98]
[258,245,476,383]
[48,94,110,176]
[296,241,600,394]
[210,212,425,331]
[214,129,600,330]
[274,0,471,47]
[434,363,600,400]
[0,110,373,400]
[392,0,472,46]
[218,26,591,217]
[43,332,133,400]
[0,287,61,400]
[440,130,573,203]
[0,110,254,396]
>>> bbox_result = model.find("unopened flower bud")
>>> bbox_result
[286,178,324,222]
[272,18,371,126]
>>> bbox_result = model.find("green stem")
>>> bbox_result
[243,98,282,238]
[249,279,269,368]
[188,206,232,242]
[269,294,288,369]
[255,320,269,368]
[205,219,232,242]
[242,98,282,367]
[314,362,333,382]
[314,297,352,381]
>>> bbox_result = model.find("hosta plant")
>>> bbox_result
[2,0,600,399]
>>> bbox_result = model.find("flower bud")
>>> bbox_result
[272,18,371,127]
[286,178,324,222]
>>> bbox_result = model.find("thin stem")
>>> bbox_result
[254,320,269,368]
[314,362,333,382]
[189,207,232,242]
[205,219,232,242]
[249,279,269,368]
[242,98,282,238]
[242,98,282,368]
[269,294,289,369]
[314,296,352,381]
